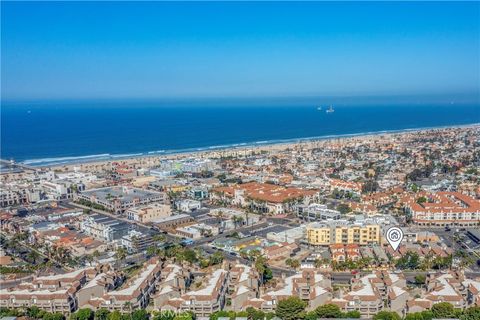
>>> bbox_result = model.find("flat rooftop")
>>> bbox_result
[81,186,162,203]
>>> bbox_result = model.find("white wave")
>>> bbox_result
[23,153,111,165]
[19,122,479,167]
[110,153,143,158]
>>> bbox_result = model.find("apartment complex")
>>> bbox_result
[0,183,41,207]
[332,271,407,317]
[244,270,332,311]
[153,264,192,308]
[212,182,319,215]
[0,267,96,314]
[306,220,380,246]
[161,269,229,317]
[403,192,480,226]
[406,271,480,313]
[81,258,162,311]
[228,264,260,311]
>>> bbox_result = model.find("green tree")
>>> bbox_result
[372,311,401,320]
[314,304,342,318]
[210,311,234,320]
[177,248,197,264]
[107,311,122,320]
[414,274,426,285]
[343,311,361,318]
[336,203,352,215]
[404,313,424,320]
[131,310,148,320]
[27,306,41,318]
[44,313,66,320]
[395,251,420,270]
[95,309,111,320]
[419,310,433,320]
[304,311,318,320]
[275,297,307,320]
[246,307,265,320]
[461,306,480,320]
[73,309,94,320]
[115,247,127,260]
[209,251,224,265]
[431,302,455,318]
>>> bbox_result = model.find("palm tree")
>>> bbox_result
[421,252,434,271]
[27,250,40,264]
[92,250,101,261]
[254,256,267,286]
[115,247,127,260]
[233,216,244,229]
[152,234,166,242]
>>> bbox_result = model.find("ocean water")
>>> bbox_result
[1,101,479,166]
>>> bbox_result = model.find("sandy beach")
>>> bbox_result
[42,124,479,173]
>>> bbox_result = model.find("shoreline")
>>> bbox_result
[4,122,480,170]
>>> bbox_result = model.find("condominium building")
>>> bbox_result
[162,269,228,317]
[41,180,84,200]
[330,179,362,195]
[403,192,480,227]
[153,264,192,308]
[306,220,380,246]
[424,272,467,309]
[332,271,407,317]
[243,270,332,311]
[0,267,97,314]
[81,258,162,311]
[228,264,260,312]
[0,183,41,207]
[126,203,172,223]
[212,182,319,215]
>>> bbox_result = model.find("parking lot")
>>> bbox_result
[248,224,290,238]
[433,228,480,271]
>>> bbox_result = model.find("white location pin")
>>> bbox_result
[386,227,404,251]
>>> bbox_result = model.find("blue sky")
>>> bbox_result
[1,1,479,101]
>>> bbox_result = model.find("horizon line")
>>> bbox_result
[2,91,479,105]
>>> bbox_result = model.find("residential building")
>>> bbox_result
[82,258,162,311]
[244,270,331,311]
[306,220,380,246]
[332,271,407,317]
[212,182,319,215]
[404,192,480,227]
[228,264,260,312]
[0,268,97,314]
[162,269,228,317]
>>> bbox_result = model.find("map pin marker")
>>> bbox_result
[386,227,403,251]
